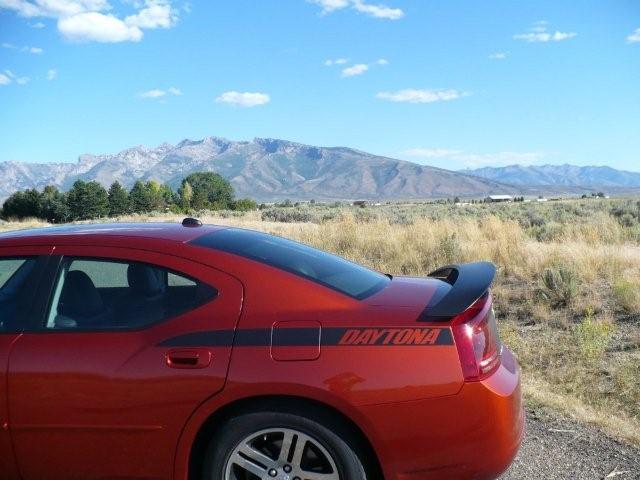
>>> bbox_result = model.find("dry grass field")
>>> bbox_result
[2,197,639,446]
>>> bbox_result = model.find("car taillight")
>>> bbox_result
[451,292,502,381]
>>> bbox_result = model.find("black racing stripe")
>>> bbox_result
[157,327,454,348]
[235,328,271,346]
[273,328,320,347]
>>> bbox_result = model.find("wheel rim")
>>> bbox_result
[223,427,341,480]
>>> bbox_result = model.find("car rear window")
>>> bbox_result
[191,228,390,300]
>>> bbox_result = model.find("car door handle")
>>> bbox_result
[165,349,212,369]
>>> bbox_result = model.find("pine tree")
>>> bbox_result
[178,181,193,211]
[129,181,152,213]
[108,181,130,217]
[66,181,109,220]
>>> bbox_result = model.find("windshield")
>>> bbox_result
[192,228,389,300]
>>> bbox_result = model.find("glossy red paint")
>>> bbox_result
[0,223,523,480]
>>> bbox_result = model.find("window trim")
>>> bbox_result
[0,255,49,334]
[191,229,390,300]
[34,255,219,334]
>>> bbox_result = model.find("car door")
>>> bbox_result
[0,247,51,480]
[7,246,243,480]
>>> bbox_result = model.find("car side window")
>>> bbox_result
[45,258,218,330]
[0,258,38,332]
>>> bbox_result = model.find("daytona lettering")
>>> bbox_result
[338,328,443,346]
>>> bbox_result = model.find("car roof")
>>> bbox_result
[0,222,227,247]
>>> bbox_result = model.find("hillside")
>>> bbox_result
[464,164,640,188]
[0,137,517,201]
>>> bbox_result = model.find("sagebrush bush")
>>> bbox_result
[574,308,614,361]
[540,265,582,307]
[612,279,640,314]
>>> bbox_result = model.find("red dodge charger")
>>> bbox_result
[0,220,523,480]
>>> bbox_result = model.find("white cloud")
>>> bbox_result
[59,12,143,42]
[456,151,546,168]
[31,21,45,28]
[0,0,178,43]
[341,63,368,77]
[352,0,403,20]
[215,91,271,108]
[331,58,388,77]
[139,87,181,98]
[3,70,30,85]
[489,52,507,60]
[513,31,577,42]
[402,148,546,168]
[324,57,348,66]
[140,88,166,98]
[514,22,576,43]
[627,28,640,44]
[3,42,44,53]
[125,0,176,29]
[403,148,463,158]
[377,88,470,104]
[0,0,111,18]
[310,0,403,20]
[47,68,58,80]
[311,0,349,14]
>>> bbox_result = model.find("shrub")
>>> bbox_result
[612,279,640,314]
[438,233,462,265]
[574,308,614,361]
[540,265,581,307]
[233,198,258,211]
[261,208,314,223]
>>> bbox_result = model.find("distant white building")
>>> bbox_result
[485,195,514,203]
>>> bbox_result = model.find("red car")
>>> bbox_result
[0,220,523,480]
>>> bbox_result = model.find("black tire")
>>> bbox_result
[203,411,368,480]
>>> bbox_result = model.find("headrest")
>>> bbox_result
[60,271,104,318]
[127,264,165,298]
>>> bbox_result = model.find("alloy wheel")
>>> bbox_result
[223,427,340,480]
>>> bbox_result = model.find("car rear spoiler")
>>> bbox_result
[419,261,497,321]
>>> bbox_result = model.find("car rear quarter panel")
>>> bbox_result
[185,245,465,405]
[174,246,469,479]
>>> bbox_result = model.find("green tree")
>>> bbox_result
[178,181,193,211]
[183,172,234,210]
[129,181,153,213]
[145,181,166,212]
[159,183,175,209]
[233,198,258,211]
[66,180,109,220]
[108,181,130,217]
[40,186,70,223]
[1,189,42,220]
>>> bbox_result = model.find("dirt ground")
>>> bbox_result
[502,409,640,479]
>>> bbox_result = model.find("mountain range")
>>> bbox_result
[464,164,640,189]
[0,137,638,202]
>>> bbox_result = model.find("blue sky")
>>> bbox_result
[1,0,639,171]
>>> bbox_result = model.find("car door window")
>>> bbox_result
[45,258,217,330]
[0,258,38,332]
